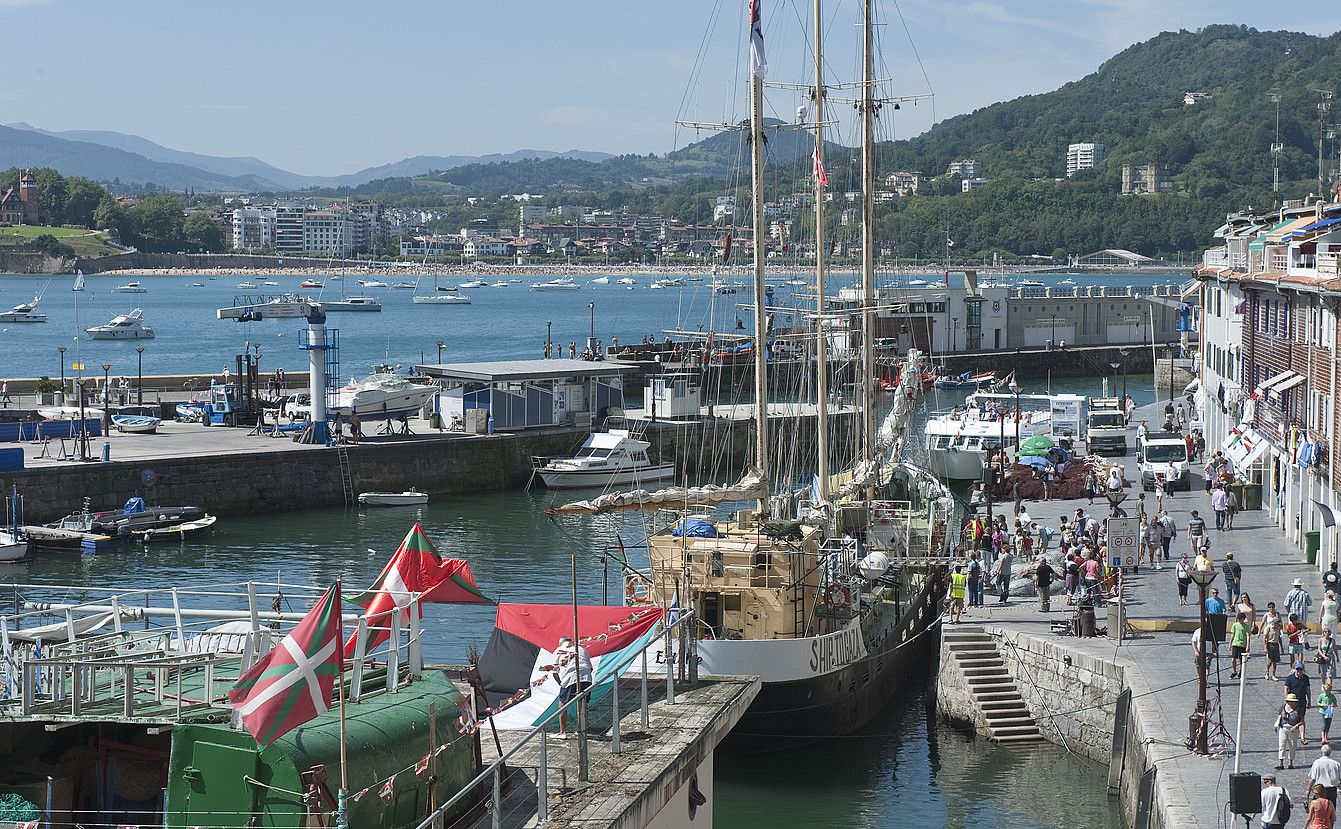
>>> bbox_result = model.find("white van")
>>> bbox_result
[1136,431,1190,491]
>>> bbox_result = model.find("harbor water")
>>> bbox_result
[9,492,1121,829]
[0,270,1185,379]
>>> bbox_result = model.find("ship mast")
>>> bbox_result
[812,0,830,500]
[860,0,877,478]
[749,2,770,514]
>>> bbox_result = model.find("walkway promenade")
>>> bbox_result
[957,399,1325,828]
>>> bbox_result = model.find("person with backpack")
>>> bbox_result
[1158,511,1177,561]
[966,552,984,608]
[1035,556,1055,612]
[1261,773,1291,828]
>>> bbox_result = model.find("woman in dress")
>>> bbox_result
[1175,553,1192,606]
[1305,782,1335,828]
[1322,590,1340,638]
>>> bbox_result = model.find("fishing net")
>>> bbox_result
[0,792,39,823]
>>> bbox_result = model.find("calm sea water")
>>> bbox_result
[9,489,1123,829]
[0,270,1184,380]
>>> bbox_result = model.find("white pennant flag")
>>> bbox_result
[749,0,767,80]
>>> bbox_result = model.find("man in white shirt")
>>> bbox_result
[1261,774,1290,829]
[1310,743,1341,804]
[553,636,593,736]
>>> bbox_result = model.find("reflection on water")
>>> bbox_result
[714,684,1119,829]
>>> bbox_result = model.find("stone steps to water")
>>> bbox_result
[946,628,1044,744]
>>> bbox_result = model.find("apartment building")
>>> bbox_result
[302,210,353,257]
[231,207,276,251]
[946,160,982,179]
[1066,143,1105,176]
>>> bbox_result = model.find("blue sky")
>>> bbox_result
[1,0,1336,176]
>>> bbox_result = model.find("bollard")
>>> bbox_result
[101,441,110,462]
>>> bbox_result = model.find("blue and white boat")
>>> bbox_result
[112,414,161,434]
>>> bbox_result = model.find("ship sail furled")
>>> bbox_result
[546,469,768,516]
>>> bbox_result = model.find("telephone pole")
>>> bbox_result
[1269,90,1283,193]
[1312,89,1334,196]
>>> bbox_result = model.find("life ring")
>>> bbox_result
[626,577,652,604]
[826,583,853,609]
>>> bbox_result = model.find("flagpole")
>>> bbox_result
[337,579,349,829]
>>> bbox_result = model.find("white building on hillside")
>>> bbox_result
[1066,143,1105,176]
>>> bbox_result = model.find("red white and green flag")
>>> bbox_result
[228,582,343,747]
[346,523,492,656]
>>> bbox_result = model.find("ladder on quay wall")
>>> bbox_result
[337,445,354,506]
[942,626,1043,743]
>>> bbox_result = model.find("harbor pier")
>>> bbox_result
[936,399,1323,828]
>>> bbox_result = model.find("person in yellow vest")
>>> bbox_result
[948,563,968,624]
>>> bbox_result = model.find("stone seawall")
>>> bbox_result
[937,627,1190,829]
[0,251,71,274]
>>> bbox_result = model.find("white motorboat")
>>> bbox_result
[330,373,438,420]
[237,281,258,289]
[923,391,1062,481]
[1018,279,1044,287]
[0,295,47,323]
[86,309,155,339]
[325,296,382,312]
[262,280,279,287]
[300,279,324,288]
[188,282,205,287]
[38,405,103,421]
[133,514,217,542]
[616,277,636,285]
[591,277,610,285]
[650,278,685,289]
[359,279,389,288]
[0,530,28,563]
[112,414,161,434]
[357,490,430,507]
[412,294,471,305]
[114,281,147,293]
[531,278,580,291]
[534,429,676,489]
[491,281,511,288]
[393,281,417,289]
[460,280,488,289]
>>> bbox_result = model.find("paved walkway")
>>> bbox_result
[956,398,1327,827]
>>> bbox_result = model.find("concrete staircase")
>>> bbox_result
[943,626,1043,744]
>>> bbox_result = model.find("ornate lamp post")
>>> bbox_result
[1190,568,1219,756]
[58,346,67,395]
[136,347,145,405]
[436,340,445,363]
[1119,348,1131,402]
[101,362,112,436]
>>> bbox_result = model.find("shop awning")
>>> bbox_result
[1272,373,1307,395]
[1265,216,1317,242]
[1223,425,1270,470]
[1256,369,1296,394]
[1284,216,1341,240]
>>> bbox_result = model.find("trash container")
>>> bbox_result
[1242,482,1263,511]
[428,412,441,430]
[1306,530,1322,565]
[1078,605,1096,638]
[1231,482,1246,510]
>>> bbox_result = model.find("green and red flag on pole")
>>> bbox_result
[346,523,492,656]
[228,582,343,747]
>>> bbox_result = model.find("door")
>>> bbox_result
[182,741,258,828]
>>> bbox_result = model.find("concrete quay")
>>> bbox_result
[937,399,1325,829]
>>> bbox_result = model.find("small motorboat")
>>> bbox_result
[491,281,511,288]
[460,280,488,289]
[932,371,997,390]
[357,490,429,507]
[52,496,206,538]
[300,279,325,288]
[86,309,155,339]
[237,281,258,289]
[112,414,162,434]
[134,514,217,542]
[650,278,684,289]
[591,277,610,285]
[262,280,279,287]
[393,281,417,289]
[1018,280,1044,287]
[531,278,581,291]
[617,277,636,285]
[412,294,471,305]
[0,295,47,323]
[114,281,147,293]
[534,429,676,489]
[359,279,389,288]
[325,296,382,312]
[187,282,205,287]
[0,529,28,563]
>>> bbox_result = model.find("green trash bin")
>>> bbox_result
[1306,531,1322,565]
[428,411,442,430]
[1242,482,1263,511]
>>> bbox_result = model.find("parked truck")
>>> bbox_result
[1086,397,1127,455]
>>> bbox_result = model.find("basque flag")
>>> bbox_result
[749,0,767,80]
[476,603,664,730]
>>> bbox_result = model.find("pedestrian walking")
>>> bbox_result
[1238,593,1258,654]
[1286,662,1315,745]
[993,549,1014,604]
[1306,783,1335,828]
[1321,629,1338,681]
[1212,483,1230,530]
[1326,562,1341,597]
[948,564,967,624]
[1175,553,1192,605]
[1323,591,1340,638]
[1035,556,1055,612]
[1320,681,1337,747]
[1309,743,1341,805]
[1231,611,1251,679]
[1158,510,1176,560]
[1279,694,1307,769]
[1291,580,1318,634]
[1085,470,1098,505]
[1260,773,1291,829]
[1265,606,1284,681]
[1187,510,1207,553]
[1221,553,1242,603]
[1226,486,1240,530]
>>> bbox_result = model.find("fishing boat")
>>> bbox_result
[133,513,217,541]
[114,281,147,293]
[85,309,155,339]
[0,295,47,323]
[325,296,382,312]
[932,370,995,390]
[111,413,161,434]
[460,279,488,289]
[329,372,438,420]
[0,529,28,563]
[531,277,580,291]
[546,0,950,754]
[533,430,676,489]
[357,490,429,507]
[51,495,207,538]
[300,279,324,288]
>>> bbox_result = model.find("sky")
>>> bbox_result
[1,0,1337,177]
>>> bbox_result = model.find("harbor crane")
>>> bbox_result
[216,298,333,444]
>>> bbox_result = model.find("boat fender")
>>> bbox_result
[626,577,653,604]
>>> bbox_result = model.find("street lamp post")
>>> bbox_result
[101,363,111,435]
[1010,377,1021,448]
[436,340,445,363]
[1190,568,1218,756]
[58,347,66,396]
[136,347,145,406]
[77,379,89,461]
[1120,348,1131,402]
[1109,361,1120,397]
[1168,345,1176,405]
[546,321,553,358]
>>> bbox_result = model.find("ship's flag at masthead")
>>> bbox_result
[749,0,767,79]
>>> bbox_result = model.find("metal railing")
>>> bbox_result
[414,609,698,829]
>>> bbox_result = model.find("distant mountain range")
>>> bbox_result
[0,121,614,191]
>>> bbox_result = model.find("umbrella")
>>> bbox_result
[1018,435,1056,456]
[1016,456,1053,470]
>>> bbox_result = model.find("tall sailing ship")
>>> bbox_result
[550,0,950,751]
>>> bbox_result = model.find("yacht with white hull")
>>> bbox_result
[86,309,155,339]
[534,430,675,489]
[329,373,438,420]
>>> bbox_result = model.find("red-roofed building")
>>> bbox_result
[0,171,44,225]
